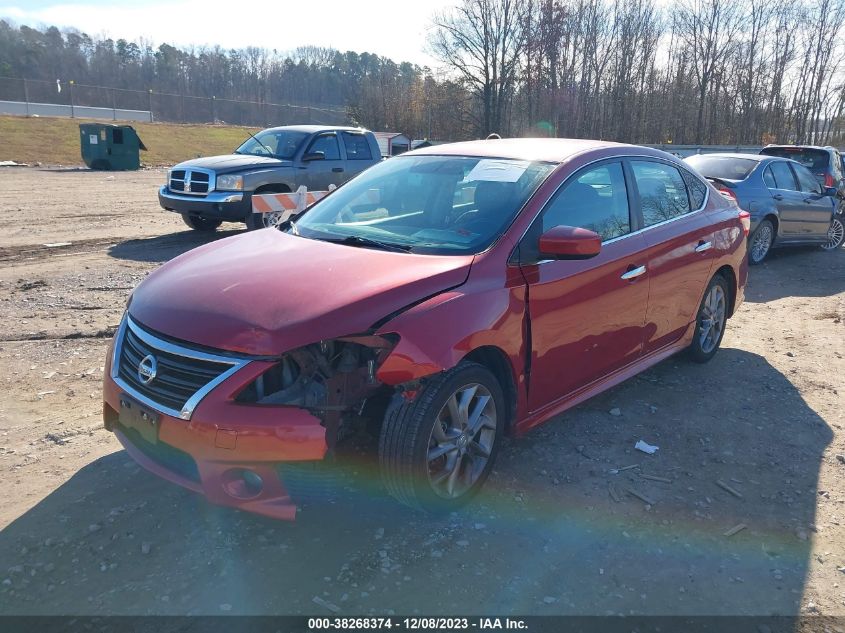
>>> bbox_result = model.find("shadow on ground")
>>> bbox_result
[108,227,245,263]
[0,350,831,617]
[745,245,845,303]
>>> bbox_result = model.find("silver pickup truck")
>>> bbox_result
[158,125,381,230]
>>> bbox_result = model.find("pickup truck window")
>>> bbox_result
[235,130,308,159]
[342,132,373,160]
[307,133,341,160]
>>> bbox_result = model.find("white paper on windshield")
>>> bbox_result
[465,159,529,183]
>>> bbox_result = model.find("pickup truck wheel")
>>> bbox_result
[247,185,292,230]
[181,213,222,232]
[246,211,283,231]
[379,362,503,513]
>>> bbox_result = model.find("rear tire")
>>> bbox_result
[181,213,221,232]
[821,214,844,250]
[379,362,504,513]
[748,218,774,265]
[688,274,729,364]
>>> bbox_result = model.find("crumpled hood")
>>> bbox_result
[129,230,474,356]
[173,154,292,174]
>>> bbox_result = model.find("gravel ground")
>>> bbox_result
[0,166,844,617]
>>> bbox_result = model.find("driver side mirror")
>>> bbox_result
[538,225,602,260]
[302,151,325,162]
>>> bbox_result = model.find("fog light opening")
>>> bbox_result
[221,468,264,499]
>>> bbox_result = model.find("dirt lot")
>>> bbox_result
[0,166,844,617]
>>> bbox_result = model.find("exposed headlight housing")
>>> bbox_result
[235,335,398,407]
[216,174,244,191]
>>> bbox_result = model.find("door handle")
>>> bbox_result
[772,193,784,200]
[332,167,344,173]
[620,265,647,280]
[695,240,712,253]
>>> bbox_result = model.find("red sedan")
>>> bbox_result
[103,139,749,519]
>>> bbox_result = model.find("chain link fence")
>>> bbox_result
[0,76,350,127]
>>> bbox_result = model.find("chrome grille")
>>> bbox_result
[169,169,213,196]
[112,316,248,419]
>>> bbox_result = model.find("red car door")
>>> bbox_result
[629,159,716,354]
[517,160,650,412]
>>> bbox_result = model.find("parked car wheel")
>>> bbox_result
[687,274,729,364]
[821,214,845,251]
[379,362,504,512]
[748,219,774,264]
[181,213,222,232]
[246,211,285,231]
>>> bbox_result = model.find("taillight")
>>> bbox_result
[738,210,751,237]
[823,173,835,188]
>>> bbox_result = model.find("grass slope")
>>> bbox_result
[0,115,259,166]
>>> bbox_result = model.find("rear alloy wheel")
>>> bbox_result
[748,218,774,265]
[688,274,729,364]
[821,215,844,250]
[379,362,504,512]
[181,213,222,232]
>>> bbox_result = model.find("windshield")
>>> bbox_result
[685,156,759,181]
[292,155,555,255]
[760,147,829,173]
[235,129,309,159]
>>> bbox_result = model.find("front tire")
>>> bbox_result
[821,214,844,250]
[688,274,729,364]
[379,362,504,513]
[181,213,222,232]
[748,218,774,264]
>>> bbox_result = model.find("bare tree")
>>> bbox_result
[430,0,527,135]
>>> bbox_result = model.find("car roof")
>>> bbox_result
[687,152,765,161]
[262,125,369,134]
[405,137,650,163]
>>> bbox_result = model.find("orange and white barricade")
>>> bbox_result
[251,184,336,226]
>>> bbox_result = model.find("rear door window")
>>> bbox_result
[342,132,373,160]
[680,169,707,209]
[631,161,691,227]
[792,163,823,194]
[767,161,798,191]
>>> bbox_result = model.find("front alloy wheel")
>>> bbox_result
[427,383,497,499]
[379,362,504,512]
[821,215,845,250]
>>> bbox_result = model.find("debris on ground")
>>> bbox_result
[723,523,747,537]
[634,440,659,455]
[716,480,744,499]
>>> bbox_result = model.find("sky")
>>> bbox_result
[0,0,453,67]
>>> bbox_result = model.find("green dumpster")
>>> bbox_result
[79,123,147,170]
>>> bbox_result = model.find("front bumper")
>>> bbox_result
[158,186,252,222]
[103,338,328,520]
